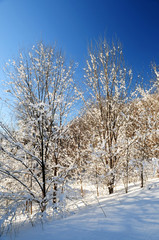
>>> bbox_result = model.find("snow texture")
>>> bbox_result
[2,179,159,240]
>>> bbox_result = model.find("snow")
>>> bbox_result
[2,179,159,240]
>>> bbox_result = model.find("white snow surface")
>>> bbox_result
[2,179,159,240]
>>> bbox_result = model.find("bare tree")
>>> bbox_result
[0,42,78,229]
[130,85,159,187]
[83,39,132,194]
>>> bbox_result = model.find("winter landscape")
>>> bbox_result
[0,0,159,239]
[1,179,159,240]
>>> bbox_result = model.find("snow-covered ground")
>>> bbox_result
[2,179,159,240]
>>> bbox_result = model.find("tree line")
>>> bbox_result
[0,40,158,233]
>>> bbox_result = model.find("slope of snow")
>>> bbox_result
[2,179,159,240]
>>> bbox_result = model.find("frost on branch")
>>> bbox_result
[0,42,78,233]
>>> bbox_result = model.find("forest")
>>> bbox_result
[0,39,159,234]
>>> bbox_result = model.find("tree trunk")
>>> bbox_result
[80,177,84,197]
[108,172,114,194]
[108,185,114,194]
[53,151,58,205]
[96,166,99,197]
[141,165,144,188]
[125,146,129,193]
[108,155,114,194]
[41,118,46,212]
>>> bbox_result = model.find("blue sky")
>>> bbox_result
[0,0,159,95]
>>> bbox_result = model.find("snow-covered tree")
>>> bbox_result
[127,84,159,187]
[0,42,78,230]
[83,39,132,194]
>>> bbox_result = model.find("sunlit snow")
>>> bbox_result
[2,179,159,240]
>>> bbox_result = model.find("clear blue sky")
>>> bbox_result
[0,0,159,91]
